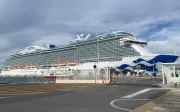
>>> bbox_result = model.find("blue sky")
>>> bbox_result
[0,0,180,67]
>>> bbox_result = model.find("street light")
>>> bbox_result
[97,36,100,64]
[96,36,100,82]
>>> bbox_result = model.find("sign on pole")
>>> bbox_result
[93,65,97,83]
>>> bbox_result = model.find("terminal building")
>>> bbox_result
[161,63,180,85]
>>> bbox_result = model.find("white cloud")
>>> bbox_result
[147,26,180,54]
[34,33,74,46]
[0,38,10,50]
[1,0,180,66]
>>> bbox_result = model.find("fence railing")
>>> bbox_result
[0,77,56,84]
[0,67,110,84]
[55,67,110,83]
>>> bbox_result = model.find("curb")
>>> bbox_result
[132,89,178,112]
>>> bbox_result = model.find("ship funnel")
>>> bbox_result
[174,48,177,55]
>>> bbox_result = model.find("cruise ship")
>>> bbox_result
[0,29,179,76]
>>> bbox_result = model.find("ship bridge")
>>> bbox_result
[96,31,134,39]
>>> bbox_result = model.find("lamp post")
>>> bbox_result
[153,59,154,74]
[153,56,156,74]
[137,63,139,77]
[96,36,99,82]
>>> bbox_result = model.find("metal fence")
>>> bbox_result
[111,75,162,86]
[0,67,110,84]
[0,77,56,84]
[56,67,110,81]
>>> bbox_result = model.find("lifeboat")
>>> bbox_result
[18,65,22,69]
[67,61,76,65]
[31,64,36,68]
[26,65,31,68]
[22,65,26,69]
[11,66,16,69]
[51,62,58,67]
[59,61,66,65]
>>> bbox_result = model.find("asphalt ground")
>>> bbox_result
[0,83,170,112]
[0,83,101,98]
[112,77,162,86]
[133,90,180,112]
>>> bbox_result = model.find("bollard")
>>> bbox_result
[102,75,105,84]
[175,82,177,87]
[110,75,112,83]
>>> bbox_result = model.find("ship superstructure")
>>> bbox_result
[4,30,144,69]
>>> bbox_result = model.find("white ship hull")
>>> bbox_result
[1,53,179,77]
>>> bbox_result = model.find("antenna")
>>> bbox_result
[174,47,177,55]
[104,21,116,33]
[128,29,130,33]
[110,27,115,31]
[109,24,116,32]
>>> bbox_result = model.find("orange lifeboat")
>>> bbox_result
[11,66,15,69]
[23,65,26,69]
[19,65,23,69]
[59,62,66,65]
[51,62,58,67]
[26,65,31,68]
[20,65,23,69]
[18,65,21,69]
[31,64,36,68]
[67,61,76,65]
